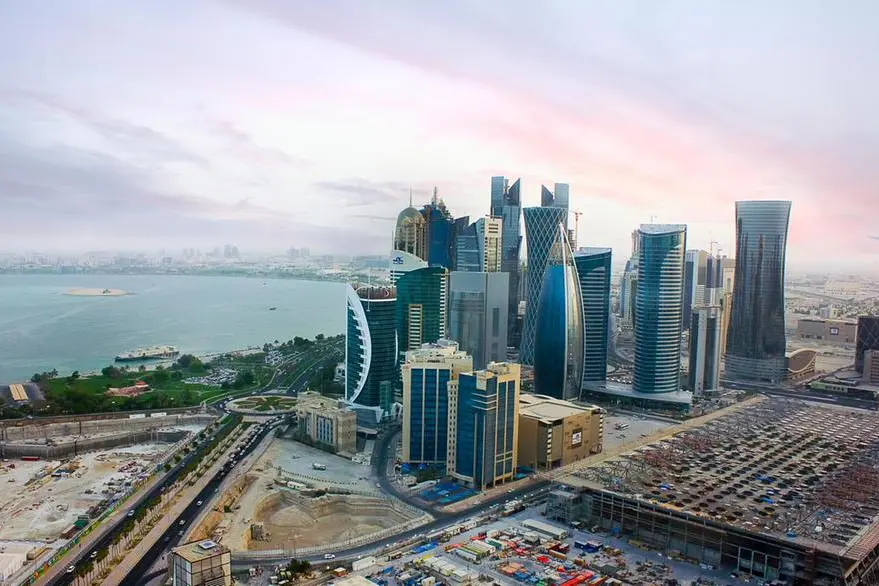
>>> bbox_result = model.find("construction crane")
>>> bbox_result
[572,210,582,248]
[709,239,722,256]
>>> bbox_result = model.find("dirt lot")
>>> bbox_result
[0,444,166,541]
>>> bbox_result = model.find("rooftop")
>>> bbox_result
[519,394,599,422]
[638,223,686,235]
[575,247,612,257]
[565,399,879,560]
[171,540,230,563]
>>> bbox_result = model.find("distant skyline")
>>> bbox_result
[1,1,878,274]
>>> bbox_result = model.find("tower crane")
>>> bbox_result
[572,210,582,248]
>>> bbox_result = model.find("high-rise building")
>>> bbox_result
[394,203,427,261]
[490,176,522,344]
[521,205,569,365]
[401,340,473,466]
[719,291,733,357]
[725,201,791,383]
[689,305,722,393]
[533,226,584,400]
[574,247,612,386]
[683,250,708,329]
[540,183,570,228]
[421,188,457,269]
[454,222,481,273]
[345,284,397,415]
[633,224,687,394]
[448,271,510,369]
[856,316,879,373]
[451,362,520,490]
[389,250,429,285]
[477,216,503,272]
[396,267,448,356]
[170,540,232,586]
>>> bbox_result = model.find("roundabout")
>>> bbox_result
[227,395,298,415]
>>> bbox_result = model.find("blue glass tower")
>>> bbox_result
[454,221,480,272]
[533,226,584,400]
[421,188,456,269]
[395,266,448,355]
[490,177,522,344]
[521,205,569,365]
[633,224,687,394]
[726,201,791,383]
[346,285,397,414]
[574,247,612,385]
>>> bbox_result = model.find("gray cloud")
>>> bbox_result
[870,236,879,241]
[206,118,311,167]
[313,178,416,207]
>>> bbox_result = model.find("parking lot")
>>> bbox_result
[602,413,673,450]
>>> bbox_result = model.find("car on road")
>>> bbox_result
[66,565,76,574]
[128,509,136,517]
[324,553,336,560]
[197,500,203,506]
[179,519,186,525]
[90,551,98,559]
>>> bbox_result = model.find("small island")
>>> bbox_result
[64,288,131,297]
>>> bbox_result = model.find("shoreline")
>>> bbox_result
[64,288,131,297]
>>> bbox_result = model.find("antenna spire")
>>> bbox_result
[409,187,413,207]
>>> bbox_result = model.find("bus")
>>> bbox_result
[614,423,629,431]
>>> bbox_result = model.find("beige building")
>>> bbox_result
[517,394,604,471]
[865,350,879,384]
[481,215,503,272]
[795,317,858,345]
[295,391,357,455]
[170,540,231,586]
[401,340,473,464]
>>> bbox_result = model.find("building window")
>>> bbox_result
[492,307,500,336]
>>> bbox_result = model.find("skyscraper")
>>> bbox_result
[521,205,569,365]
[633,224,687,394]
[574,247,612,386]
[345,284,397,415]
[856,316,879,373]
[395,266,448,356]
[683,250,708,329]
[476,216,503,272]
[389,250,429,285]
[448,271,510,369]
[451,362,520,490]
[420,188,457,269]
[725,201,791,383]
[689,305,722,393]
[540,183,570,228]
[533,226,584,400]
[490,176,522,344]
[401,340,473,466]
[394,205,427,262]
[454,222,480,273]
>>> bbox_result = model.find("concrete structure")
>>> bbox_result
[490,176,522,346]
[517,394,603,471]
[295,391,357,455]
[719,291,732,357]
[786,348,817,381]
[401,341,473,465]
[169,540,231,586]
[634,224,687,395]
[574,248,612,386]
[448,271,509,370]
[795,317,858,345]
[451,362,520,490]
[864,349,879,384]
[688,305,722,393]
[346,284,397,418]
[725,200,791,383]
[552,399,879,585]
[533,225,584,401]
[856,316,879,374]
[0,383,44,407]
[475,215,502,272]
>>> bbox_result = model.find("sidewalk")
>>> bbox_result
[101,429,250,585]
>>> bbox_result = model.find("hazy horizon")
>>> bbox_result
[2,1,878,275]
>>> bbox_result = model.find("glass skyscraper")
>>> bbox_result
[521,205,569,365]
[345,285,397,414]
[395,266,448,356]
[725,201,791,383]
[454,221,480,273]
[490,176,522,344]
[420,188,457,269]
[540,183,570,229]
[452,362,520,490]
[533,226,584,400]
[856,316,879,373]
[633,224,687,394]
[449,271,510,369]
[574,247,612,385]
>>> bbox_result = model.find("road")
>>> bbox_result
[118,421,279,586]
[286,340,344,394]
[41,417,238,586]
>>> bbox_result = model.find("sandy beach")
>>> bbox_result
[64,288,130,297]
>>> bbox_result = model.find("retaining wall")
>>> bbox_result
[0,429,191,459]
[0,414,216,442]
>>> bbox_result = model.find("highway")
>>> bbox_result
[286,340,344,394]
[44,417,239,586]
[118,420,280,586]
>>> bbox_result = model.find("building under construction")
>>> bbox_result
[547,399,879,585]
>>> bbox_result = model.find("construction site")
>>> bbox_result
[546,398,879,585]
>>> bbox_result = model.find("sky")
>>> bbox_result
[1,0,878,274]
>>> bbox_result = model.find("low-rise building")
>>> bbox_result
[295,392,357,455]
[517,394,603,471]
[795,317,858,345]
[169,540,231,586]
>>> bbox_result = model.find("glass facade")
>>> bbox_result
[574,247,612,385]
[454,364,519,490]
[406,366,452,464]
[856,316,879,373]
[421,196,457,269]
[345,285,397,412]
[634,224,687,394]
[449,271,509,369]
[454,222,480,272]
[688,305,722,392]
[533,226,584,400]
[540,183,570,228]
[490,177,522,345]
[725,201,791,382]
[394,206,427,261]
[396,267,448,355]
[521,205,569,365]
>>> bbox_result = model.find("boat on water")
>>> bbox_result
[269,307,277,311]
[115,345,180,362]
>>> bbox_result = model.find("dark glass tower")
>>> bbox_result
[420,188,456,269]
[856,316,879,373]
[449,271,510,369]
[454,221,481,272]
[574,247,612,385]
[725,201,791,383]
[633,224,687,394]
[491,176,522,345]
[346,285,397,414]
[395,266,448,356]
[533,225,584,400]
[521,205,569,365]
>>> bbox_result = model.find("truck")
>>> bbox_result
[312,463,327,471]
